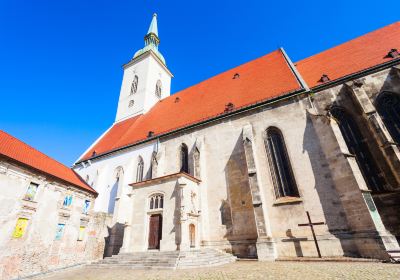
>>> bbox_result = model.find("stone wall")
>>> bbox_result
[0,160,111,280]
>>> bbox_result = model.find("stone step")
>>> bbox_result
[89,249,236,270]
[179,256,234,263]
[88,264,176,270]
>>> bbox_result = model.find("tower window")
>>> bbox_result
[155,80,162,98]
[130,75,138,95]
[128,100,134,107]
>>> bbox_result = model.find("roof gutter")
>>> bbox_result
[75,57,400,166]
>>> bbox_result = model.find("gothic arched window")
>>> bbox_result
[109,166,123,214]
[155,80,162,98]
[193,147,200,178]
[265,127,299,198]
[330,106,386,192]
[376,92,400,144]
[136,156,144,182]
[130,75,138,95]
[180,144,189,173]
[149,194,164,210]
[150,151,157,179]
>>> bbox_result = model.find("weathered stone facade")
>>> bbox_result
[0,159,111,280]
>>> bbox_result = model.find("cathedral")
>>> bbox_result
[71,14,400,261]
[2,13,400,279]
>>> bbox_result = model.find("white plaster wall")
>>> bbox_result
[0,161,107,280]
[130,181,177,252]
[74,141,157,215]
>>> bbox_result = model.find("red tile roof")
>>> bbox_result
[296,22,400,88]
[0,130,96,194]
[80,50,303,160]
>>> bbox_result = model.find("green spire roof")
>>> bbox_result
[133,13,166,65]
[147,13,158,36]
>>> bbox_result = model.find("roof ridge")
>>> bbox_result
[296,21,400,64]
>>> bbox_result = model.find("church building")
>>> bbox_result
[74,14,400,261]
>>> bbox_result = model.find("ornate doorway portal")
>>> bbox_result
[148,214,162,249]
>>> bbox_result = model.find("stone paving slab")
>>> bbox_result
[36,261,400,280]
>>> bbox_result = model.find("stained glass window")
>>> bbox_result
[330,106,387,192]
[265,127,299,198]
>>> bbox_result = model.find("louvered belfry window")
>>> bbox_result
[376,92,400,144]
[265,127,299,198]
[330,106,387,192]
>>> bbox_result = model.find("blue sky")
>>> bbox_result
[0,1,398,166]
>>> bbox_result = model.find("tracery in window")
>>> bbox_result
[330,106,387,192]
[265,127,299,198]
[149,194,164,210]
[376,92,400,144]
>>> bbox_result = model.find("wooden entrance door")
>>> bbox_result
[148,214,162,249]
[189,224,195,248]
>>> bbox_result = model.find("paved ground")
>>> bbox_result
[37,261,400,280]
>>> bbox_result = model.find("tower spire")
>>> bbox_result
[133,13,165,65]
[147,13,158,37]
[144,13,160,50]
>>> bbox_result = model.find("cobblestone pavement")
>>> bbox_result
[38,261,400,280]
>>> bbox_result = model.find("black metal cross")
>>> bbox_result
[298,211,325,258]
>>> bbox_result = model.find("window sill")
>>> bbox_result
[147,209,163,215]
[273,197,302,206]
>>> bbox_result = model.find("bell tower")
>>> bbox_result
[115,13,173,122]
